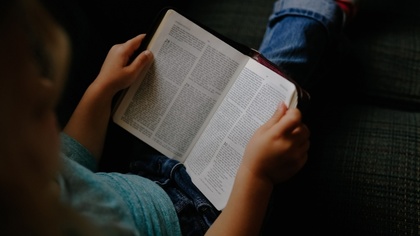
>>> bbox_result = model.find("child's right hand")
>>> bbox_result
[241,103,310,186]
[91,34,153,100]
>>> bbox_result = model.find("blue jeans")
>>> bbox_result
[259,0,343,87]
[130,0,343,235]
[129,155,220,236]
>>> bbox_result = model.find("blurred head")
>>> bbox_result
[0,0,71,234]
[0,0,70,173]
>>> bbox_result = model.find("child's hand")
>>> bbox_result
[92,34,153,98]
[63,34,153,160]
[241,103,310,185]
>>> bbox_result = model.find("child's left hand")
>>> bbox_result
[241,102,310,185]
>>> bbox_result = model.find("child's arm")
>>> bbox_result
[206,103,310,236]
[63,34,153,162]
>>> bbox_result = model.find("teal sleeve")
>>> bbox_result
[58,133,182,235]
[60,132,97,172]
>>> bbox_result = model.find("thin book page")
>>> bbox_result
[185,58,297,210]
[113,9,250,163]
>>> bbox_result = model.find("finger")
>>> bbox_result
[291,124,310,141]
[301,139,310,154]
[124,34,146,52]
[264,102,288,128]
[293,132,310,154]
[296,151,308,170]
[279,151,308,181]
[270,108,303,136]
[119,34,147,63]
[127,49,153,73]
[293,142,310,164]
[294,143,310,170]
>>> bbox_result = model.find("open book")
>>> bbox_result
[112,8,310,210]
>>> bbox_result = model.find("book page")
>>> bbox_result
[112,9,249,162]
[184,58,297,210]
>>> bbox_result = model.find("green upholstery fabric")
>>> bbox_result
[311,105,420,234]
[342,1,420,110]
[185,0,274,50]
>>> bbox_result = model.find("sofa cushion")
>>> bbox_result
[314,104,420,234]
[185,0,274,50]
[341,1,420,111]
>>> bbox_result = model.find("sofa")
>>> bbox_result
[54,0,420,235]
[191,0,420,235]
